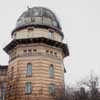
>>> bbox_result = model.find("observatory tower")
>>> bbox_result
[4,7,69,100]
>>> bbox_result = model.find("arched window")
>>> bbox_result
[49,64,54,78]
[9,85,13,96]
[10,67,14,80]
[48,83,55,96]
[26,63,32,77]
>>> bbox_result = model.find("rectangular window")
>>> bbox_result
[48,84,55,96]
[25,82,32,94]
[48,32,52,38]
[0,89,1,98]
[48,30,54,39]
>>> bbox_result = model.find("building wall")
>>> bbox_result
[13,28,63,42]
[2,7,69,100]
[7,43,65,100]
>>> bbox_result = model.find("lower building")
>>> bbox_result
[0,65,8,100]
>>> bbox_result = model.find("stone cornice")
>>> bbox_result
[4,37,69,57]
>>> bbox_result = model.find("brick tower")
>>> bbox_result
[4,7,69,100]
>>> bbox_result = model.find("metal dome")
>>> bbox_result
[15,7,62,31]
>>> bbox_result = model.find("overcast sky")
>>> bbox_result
[0,0,100,86]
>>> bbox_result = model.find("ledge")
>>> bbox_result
[4,37,69,57]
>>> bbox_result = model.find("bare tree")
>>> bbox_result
[55,72,100,100]
[79,72,100,100]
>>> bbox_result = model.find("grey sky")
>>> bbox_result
[0,0,100,85]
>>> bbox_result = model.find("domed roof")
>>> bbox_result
[15,7,62,31]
